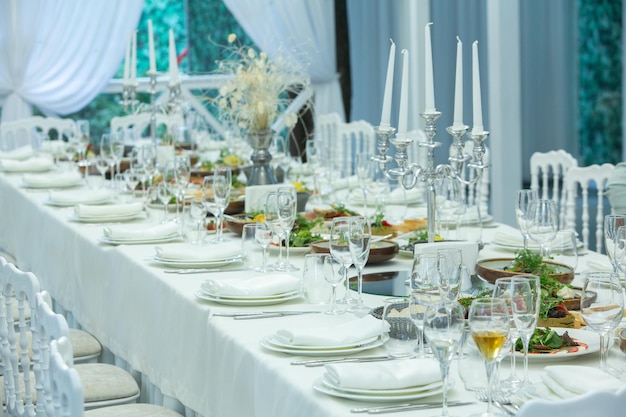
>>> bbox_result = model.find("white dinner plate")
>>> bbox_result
[21,178,84,189]
[491,238,583,252]
[321,377,443,396]
[260,335,385,356]
[312,376,447,402]
[200,289,301,301]
[68,212,146,223]
[266,335,379,351]
[45,197,114,207]
[194,289,301,306]
[149,255,243,269]
[514,328,599,362]
[98,234,182,245]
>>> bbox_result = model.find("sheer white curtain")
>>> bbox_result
[0,0,143,122]
[224,0,345,121]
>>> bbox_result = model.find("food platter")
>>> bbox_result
[309,240,399,264]
[514,328,599,362]
[475,258,575,285]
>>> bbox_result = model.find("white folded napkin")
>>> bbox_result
[22,171,83,188]
[585,259,613,272]
[0,157,53,172]
[154,242,241,261]
[275,315,384,347]
[0,145,33,161]
[540,365,625,399]
[350,187,424,205]
[414,240,480,275]
[74,202,143,218]
[48,189,113,205]
[103,222,179,240]
[201,273,300,297]
[493,227,541,250]
[324,358,440,390]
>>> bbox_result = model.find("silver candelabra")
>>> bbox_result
[373,111,490,243]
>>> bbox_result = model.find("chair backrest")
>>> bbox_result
[0,260,44,417]
[0,116,76,151]
[516,387,626,417]
[313,112,341,167]
[48,337,83,417]
[530,150,578,229]
[110,112,185,144]
[338,119,376,176]
[564,163,615,253]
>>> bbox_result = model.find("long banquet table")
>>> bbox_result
[0,168,623,417]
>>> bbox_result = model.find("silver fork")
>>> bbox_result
[473,388,519,415]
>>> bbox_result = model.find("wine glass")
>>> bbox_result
[76,120,91,181]
[124,170,139,199]
[100,134,115,186]
[614,225,626,274]
[211,167,232,243]
[94,155,109,187]
[157,181,171,223]
[277,187,298,271]
[410,252,440,292]
[355,152,373,214]
[437,248,463,301]
[604,214,626,272]
[263,192,284,267]
[188,200,207,245]
[422,300,465,417]
[254,222,274,272]
[491,277,522,393]
[515,189,538,250]
[322,254,344,315]
[468,298,510,417]
[201,176,219,241]
[548,229,579,271]
[173,155,191,221]
[526,199,558,257]
[510,275,540,386]
[110,131,125,181]
[409,291,433,359]
[348,215,371,316]
[580,271,624,373]
[330,217,357,307]
[305,140,322,204]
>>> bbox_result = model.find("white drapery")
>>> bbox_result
[0,0,143,122]
[223,0,345,121]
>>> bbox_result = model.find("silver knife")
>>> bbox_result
[351,400,474,414]
[291,355,391,366]
[164,267,249,274]
[233,311,319,320]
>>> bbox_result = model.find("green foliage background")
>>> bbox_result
[578,0,622,165]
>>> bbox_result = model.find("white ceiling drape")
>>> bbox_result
[0,0,143,122]
[223,0,345,121]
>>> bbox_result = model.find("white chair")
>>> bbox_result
[0,261,141,415]
[516,387,626,417]
[337,119,376,176]
[564,163,615,253]
[313,112,341,167]
[530,149,578,229]
[110,112,184,144]
[39,294,182,417]
[0,116,76,151]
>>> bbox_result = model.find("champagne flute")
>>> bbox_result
[510,275,540,386]
[409,291,433,359]
[515,189,538,250]
[422,300,465,417]
[322,255,344,315]
[189,200,207,245]
[355,152,373,214]
[330,217,357,307]
[491,277,522,393]
[254,222,273,272]
[581,271,624,373]
[468,298,510,417]
[348,215,371,316]
[527,199,558,257]
[277,187,298,271]
[211,167,232,243]
[604,214,626,272]
[264,192,284,267]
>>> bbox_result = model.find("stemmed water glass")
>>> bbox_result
[173,155,191,221]
[491,277,522,393]
[355,152,373,214]
[410,252,440,293]
[254,222,274,272]
[110,132,125,181]
[422,300,465,417]
[94,155,109,187]
[580,271,624,373]
[264,192,285,268]
[409,291,433,359]
[348,215,371,316]
[76,120,91,181]
[437,248,463,301]
[604,214,626,272]
[510,275,540,386]
[189,200,207,245]
[515,189,538,250]
[527,199,558,257]
[277,187,298,271]
[157,181,171,223]
[211,167,231,243]
[468,298,510,417]
[330,217,357,307]
[305,140,322,204]
[322,255,344,315]
[436,178,463,239]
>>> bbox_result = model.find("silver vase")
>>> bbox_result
[246,128,277,185]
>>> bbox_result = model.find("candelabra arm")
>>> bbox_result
[148,71,158,145]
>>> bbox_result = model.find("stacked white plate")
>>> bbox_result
[150,243,242,268]
[99,223,181,245]
[261,334,385,356]
[195,289,301,306]
[312,376,446,402]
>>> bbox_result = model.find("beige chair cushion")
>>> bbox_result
[76,364,139,406]
[86,403,183,417]
[69,328,102,361]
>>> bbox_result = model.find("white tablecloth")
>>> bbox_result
[0,169,621,417]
